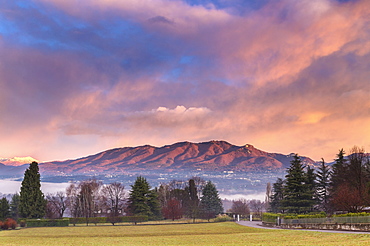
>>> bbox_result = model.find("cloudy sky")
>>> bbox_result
[1,0,369,162]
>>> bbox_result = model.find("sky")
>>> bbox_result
[0,0,369,163]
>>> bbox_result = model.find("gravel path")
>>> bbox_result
[236,221,370,234]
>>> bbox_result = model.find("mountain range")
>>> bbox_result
[35,140,315,175]
[0,141,316,178]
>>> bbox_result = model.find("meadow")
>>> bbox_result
[1,222,370,246]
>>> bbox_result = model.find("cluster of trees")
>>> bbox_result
[1,161,224,222]
[49,176,223,222]
[269,147,370,214]
[227,198,266,218]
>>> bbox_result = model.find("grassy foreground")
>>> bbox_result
[1,222,370,246]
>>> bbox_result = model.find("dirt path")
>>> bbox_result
[236,221,370,234]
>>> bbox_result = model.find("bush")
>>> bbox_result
[107,216,121,225]
[5,218,17,229]
[214,214,232,222]
[1,220,8,230]
[334,212,370,217]
[0,221,3,230]
[19,220,26,227]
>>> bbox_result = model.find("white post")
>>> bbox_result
[250,214,253,221]
[237,214,240,222]
[233,214,236,221]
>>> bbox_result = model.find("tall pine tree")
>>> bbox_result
[126,176,161,220]
[19,162,46,218]
[269,178,285,213]
[316,158,331,213]
[200,181,223,221]
[282,154,315,213]
[0,197,10,220]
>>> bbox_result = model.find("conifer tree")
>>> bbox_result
[282,154,314,213]
[269,178,285,213]
[185,179,199,222]
[19,162,46,218]
[330,149,347,195]
[126,176,161,220]
[200,181,223,221]
[316,158,331,213]
[0,197,10,220]
[10,193,20,220]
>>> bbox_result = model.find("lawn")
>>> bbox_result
[1,222,370,246]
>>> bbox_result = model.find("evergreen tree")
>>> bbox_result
[19,162,46,218]
[200,181,223,221]
[282,154,314,213]
[0,197,10,220]
[305,165,317,210]
[10,193,20,220]
[316,158,331,213]
[185,179,199,222]
[126,176,160,220]
[269,178,285,213]
[330,149,347,187]
[147,189,162,220]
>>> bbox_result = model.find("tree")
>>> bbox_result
[200,181,223,221]
[249,199,265,218]
[66,183,81,218]
[45,192,67,219]
[126,176,160,220]
[265,182,272,211]
[269,178,285,213]
[19,162,46,218]
[316,158,331,213]
[78,179,102,224]
[230,199,250,217]
[102,182,126,217]
[305,165,317,211]
[329,149,347,196]
[281,154,314,213]
[185,179,200,222]
[162,198,183,221]
[10,193,20,220]
[0,197,10,220]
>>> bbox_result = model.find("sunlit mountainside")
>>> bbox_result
[0,141,317,196]
[37,140,315,175]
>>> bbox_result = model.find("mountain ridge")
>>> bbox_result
[33,140,316,175]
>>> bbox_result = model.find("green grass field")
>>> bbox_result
[1,222,370,246]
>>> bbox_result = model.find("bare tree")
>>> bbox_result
[66,183,81,218]
[102,182,126,217]
[230,199,250,217]
[249,199,265,218]
[46,192,67,218]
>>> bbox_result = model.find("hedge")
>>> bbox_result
[69,215,149,226]
[262,212,327,221]
[26,218,70,227]
[334,212,370,217]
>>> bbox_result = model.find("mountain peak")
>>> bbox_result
[37,140,316,175]
[0,157,38,166]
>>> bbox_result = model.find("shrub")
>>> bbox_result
[107,216,122,225]
[1,220,8,230]
[214,214,232,222]
[0,221,3,230]
[5,218,17,229]
[334,212,370,217]
[19,220,26,227]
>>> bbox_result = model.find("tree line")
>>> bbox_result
[1,162,224,223]
[268,146,370,214]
